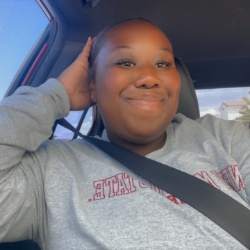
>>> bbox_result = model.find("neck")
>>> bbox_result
[108,132,167,156]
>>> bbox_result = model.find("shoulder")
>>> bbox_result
[173,113,250,145]
[195,114,247,137]
[174,113,242,132]
[41,136,107,161]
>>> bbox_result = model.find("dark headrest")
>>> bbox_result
[175,58,200,119]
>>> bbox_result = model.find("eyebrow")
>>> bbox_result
[160,48,173,53]
[111,45,173,53]
[111,45,131,52]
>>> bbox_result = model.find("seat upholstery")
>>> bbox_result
[175,58,200,120]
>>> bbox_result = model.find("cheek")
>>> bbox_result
[94,69,135,130]
[95,68,132,97]
[94,69,122,119]
[170,72,181,96]
[173,81,181,98]
[160,71,181,98]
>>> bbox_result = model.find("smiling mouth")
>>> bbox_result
[127,94,165,102]
[125,95,165,109]
[129,97,164,102]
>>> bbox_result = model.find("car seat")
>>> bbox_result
[175,57,200,120]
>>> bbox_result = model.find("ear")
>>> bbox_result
[89,80,97,103]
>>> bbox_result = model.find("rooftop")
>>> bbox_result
[221,100,247,107]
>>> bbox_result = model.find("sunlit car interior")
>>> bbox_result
[1,0,250,249]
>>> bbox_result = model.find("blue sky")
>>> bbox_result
[0,0,48,98]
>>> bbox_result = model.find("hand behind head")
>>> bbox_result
[58,37,95,111]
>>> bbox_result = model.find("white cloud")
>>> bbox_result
[200,108,219,117]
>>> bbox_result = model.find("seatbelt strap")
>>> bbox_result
[57,118,250,249]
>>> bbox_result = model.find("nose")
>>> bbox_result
[134,67,161,89]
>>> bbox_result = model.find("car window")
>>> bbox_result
[0,0,48,99]
[53,108,94,139]
[0,0,93,140]
[196,87,250,126]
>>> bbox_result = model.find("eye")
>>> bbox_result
[156,61,171,68]
[116,59,135,67]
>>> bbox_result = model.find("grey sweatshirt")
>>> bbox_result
[0,79,249,250]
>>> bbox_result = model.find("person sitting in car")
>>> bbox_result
[0,18,249,249]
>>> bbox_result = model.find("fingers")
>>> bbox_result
[57,37,95,111]
[77,37,94,62]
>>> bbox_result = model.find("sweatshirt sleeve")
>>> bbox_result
[196,114,250,205]
[0,79,70,245]
[230,122,250,205]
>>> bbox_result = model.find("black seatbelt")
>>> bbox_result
[56,118,250,249]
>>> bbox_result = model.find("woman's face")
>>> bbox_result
[91,20,181,150]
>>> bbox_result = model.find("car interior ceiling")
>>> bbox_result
[44,0,250,90]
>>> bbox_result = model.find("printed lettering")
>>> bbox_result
[124,173,137,193]
[139,181,148,188]
[229,165,245,191]
[167,195,185,205]
[90,166,244,205]
[210,171,231,189]
[218,165,245,191]
[150,183,163,194]
[194,171,220,189]
[105,175,117,198]
[93,180,105,200]
[116,173,130,196]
